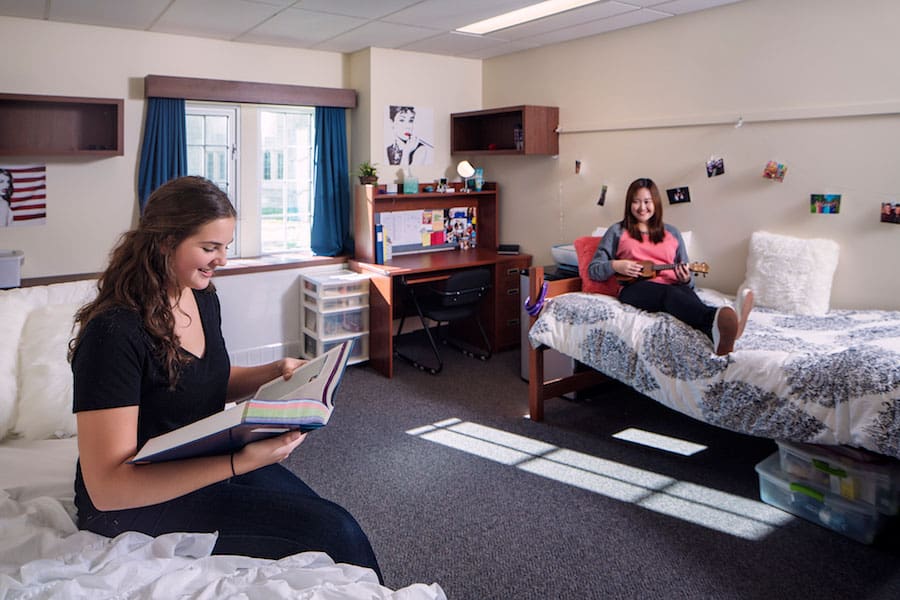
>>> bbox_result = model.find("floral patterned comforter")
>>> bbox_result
[528,289,900,460]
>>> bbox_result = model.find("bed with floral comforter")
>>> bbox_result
[528,287,900,460]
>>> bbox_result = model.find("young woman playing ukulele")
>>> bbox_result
[588,177,753,355]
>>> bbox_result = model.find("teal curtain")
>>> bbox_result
[138,98,187,212]
[311,107,351,256]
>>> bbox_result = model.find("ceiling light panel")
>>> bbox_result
[484,1,637,41]
[457,0,606,35]
[387,0,539,30]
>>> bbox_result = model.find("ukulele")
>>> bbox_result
[615,261,710,283]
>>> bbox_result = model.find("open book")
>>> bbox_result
[130,340,353,464]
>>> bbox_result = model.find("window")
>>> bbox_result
[186,104,239,254]
[185,102,316,257]
[259,107,315,254]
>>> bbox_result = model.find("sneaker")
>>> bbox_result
[735,288,754,339]
[712,306,738,355]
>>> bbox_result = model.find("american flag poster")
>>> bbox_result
[0,164,47,227]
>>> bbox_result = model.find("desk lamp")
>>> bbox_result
[457,160,476,192]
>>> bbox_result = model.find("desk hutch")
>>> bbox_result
[352,182,530,378]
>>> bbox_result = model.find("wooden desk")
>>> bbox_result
[351,248,531,377]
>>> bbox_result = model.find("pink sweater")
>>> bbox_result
[617,230,681,285]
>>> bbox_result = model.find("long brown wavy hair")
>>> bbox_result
[68,176,236,388]
[622,177,666,244]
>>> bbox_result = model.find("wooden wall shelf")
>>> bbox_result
[451,105,559,156]
[0,93,124,157]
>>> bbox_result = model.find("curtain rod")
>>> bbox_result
[556,100,900,134]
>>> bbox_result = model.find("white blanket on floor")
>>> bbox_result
[0,489,445,599]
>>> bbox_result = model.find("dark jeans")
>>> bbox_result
[76,463,383,583]
[618,280,716,339]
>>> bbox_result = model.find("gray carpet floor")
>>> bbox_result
[286,344,900,599]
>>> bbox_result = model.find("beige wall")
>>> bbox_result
[0,17,482,281]
[0,16,347,278]
[3,0,899,311]
[353,47,481,185]
[479,0,900,310]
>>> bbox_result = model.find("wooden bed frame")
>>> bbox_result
[526,265,608,421]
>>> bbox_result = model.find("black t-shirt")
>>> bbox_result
[72,288,231,448]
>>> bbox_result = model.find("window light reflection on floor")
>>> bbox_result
[612,427,708,456]
[406,419,793,540]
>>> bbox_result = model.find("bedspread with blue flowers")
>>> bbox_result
[528,288,900,460]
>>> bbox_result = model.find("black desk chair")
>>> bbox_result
[394,268,492,374]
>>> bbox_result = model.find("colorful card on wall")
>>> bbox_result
[763,161,788,182]
[811,194,841,214]
[432,209,444,231]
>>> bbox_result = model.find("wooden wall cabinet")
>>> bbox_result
[451,105,559,156]
[0,93,124,157]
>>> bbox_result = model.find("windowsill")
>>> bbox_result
[216,253,347,276]
[20,254,349,287]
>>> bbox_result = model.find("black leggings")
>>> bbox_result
[618,280,716,339]
[76,463,383,582]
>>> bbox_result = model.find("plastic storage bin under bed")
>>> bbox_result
[756,453,886,544]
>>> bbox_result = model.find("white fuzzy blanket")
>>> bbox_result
[0,489,445,599]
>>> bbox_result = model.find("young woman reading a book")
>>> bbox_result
[69,176,382,580]
[587,177,754,355]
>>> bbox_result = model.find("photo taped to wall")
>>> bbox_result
[811,194,841,214]
[666,187,691,204]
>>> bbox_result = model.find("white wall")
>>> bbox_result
[0,16,346,279]
[479,0,900,310]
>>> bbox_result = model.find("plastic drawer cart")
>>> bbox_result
[301,269,369,365]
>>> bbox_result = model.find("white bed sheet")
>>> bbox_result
[528,288,900,459]
[0,438,446,600]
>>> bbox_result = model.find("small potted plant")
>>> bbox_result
[357,161,378,185]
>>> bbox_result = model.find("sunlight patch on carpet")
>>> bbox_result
[612,427,707,456]
[406,419,793,540]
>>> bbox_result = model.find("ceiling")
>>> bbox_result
[1,0,743,60]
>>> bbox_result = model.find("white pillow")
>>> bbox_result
[740,231,839,316]
[14,304,81,440]
[0,294,31,439]
[680,230,693,255]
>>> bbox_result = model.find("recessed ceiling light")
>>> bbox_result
[457,0,602,35]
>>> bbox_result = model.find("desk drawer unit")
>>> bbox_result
[494,255,531,350]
